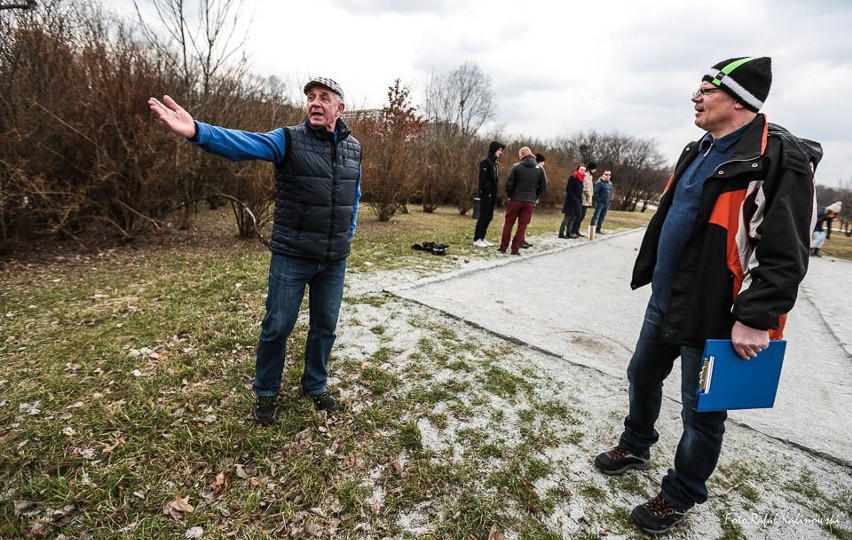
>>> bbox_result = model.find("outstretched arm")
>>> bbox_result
[148,95,196,138]
[148,94,285,162]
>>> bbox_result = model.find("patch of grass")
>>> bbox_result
[609,471,646,496]
[565,429,585,445]
[821,228,852,260]
[359,364,401,395]
[578,482,607,502]
[399,418,424,453]
[424,490,505,540]
[714,459,765,504]
[480,365,532,400]
[823,522,852,540]
[606,505,635,534]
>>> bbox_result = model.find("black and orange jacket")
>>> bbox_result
[631,114,822,348]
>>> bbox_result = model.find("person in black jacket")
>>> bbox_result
[592,57,821,535]
[559,164,586,238]
[498,146,548,254]
[473,141,505,247]
[149,77,361,423]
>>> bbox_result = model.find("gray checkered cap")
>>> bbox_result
[303,77,344,101]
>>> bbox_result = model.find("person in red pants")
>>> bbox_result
[498,146,547,254]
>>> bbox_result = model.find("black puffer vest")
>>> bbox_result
[270,118,361,260]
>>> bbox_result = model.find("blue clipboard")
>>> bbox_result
[694,339,786,412]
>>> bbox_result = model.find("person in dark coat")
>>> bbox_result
[473,141,505,247]
[592,56,821,535]
[559,164,587,238]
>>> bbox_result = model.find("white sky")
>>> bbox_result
[123,0,852,187]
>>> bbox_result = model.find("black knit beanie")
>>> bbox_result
[702,57,772,112]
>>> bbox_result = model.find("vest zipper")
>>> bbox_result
[326,137,338,259]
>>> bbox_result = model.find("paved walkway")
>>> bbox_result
[389,229,852,466]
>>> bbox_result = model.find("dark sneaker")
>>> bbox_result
[521,240,532,249]
[253,395,277,425]
[594,444,651,475]
[308,391,339,412]
[631,493,687,535]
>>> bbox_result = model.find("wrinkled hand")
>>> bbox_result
[731,321,769,360]
[147,95,196,138]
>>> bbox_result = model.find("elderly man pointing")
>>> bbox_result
[149,76,361,423]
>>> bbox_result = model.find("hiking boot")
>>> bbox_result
[253,395,277,425]
[594,444,651,475]
[308,391,339,412]
[631,493,688,535]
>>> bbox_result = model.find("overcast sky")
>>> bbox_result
[125,0,851,188]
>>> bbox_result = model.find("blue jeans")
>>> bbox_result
[619,298,727,509]
[590,203,609,231]
[253,253,347,397]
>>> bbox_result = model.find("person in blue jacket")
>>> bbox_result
[590,170,614,234]
[149,77,361,423]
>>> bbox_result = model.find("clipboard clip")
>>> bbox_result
[699,356,713,392]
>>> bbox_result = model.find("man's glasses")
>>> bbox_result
[693,87,723,98]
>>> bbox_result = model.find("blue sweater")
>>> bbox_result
[190,121,362,239]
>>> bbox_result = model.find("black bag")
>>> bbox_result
[411,241,449,255]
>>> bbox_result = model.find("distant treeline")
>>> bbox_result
[18,1,839,253]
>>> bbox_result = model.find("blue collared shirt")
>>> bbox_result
[652,124,748,312]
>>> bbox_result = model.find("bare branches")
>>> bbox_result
[424,62,494,138]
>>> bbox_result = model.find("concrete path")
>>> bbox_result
[389,229,852,466]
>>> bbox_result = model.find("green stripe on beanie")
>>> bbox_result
[703,56,772,112]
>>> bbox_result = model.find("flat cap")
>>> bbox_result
[303,76,344,101]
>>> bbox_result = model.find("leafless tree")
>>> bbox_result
[133,0,261,228]
[423,62,494,138]
[133,0,251,98]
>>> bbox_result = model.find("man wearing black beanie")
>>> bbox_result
[473,140,505,247]
[593,57,823,535]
